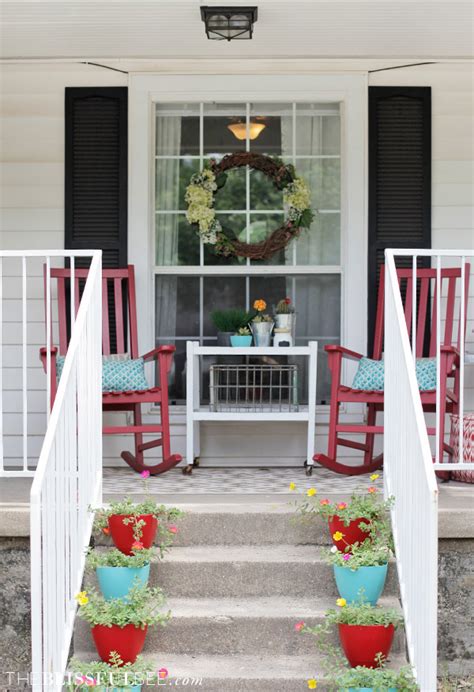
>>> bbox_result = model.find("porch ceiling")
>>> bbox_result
[0,0,473,62]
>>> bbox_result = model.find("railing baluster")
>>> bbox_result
[436,254,441,466]
[459,256,465,465]
[22,256,28,471]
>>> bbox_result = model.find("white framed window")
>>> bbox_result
[129,74,368,413]
[154,101,341,403]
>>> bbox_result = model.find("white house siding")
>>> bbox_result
[0,62,473,469]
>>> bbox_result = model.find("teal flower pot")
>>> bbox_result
[230,334,252,347]
[96,564,150,600]
[333,563,388,605]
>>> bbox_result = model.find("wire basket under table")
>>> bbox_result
[209,364,299,413]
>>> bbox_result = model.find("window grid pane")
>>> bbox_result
[154,101,342,403]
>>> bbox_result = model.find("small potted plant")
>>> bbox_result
[76,585,170,664]
[324,540,392,606]
[321,600,403,669]
[230,326,253,347]
[274,297,295,330]
[93,496,182,556]
[251,299,274,346]
[86,547,155,601]
[292,476,393,551]
[211,308,254,346]
[67,652,161,691]
[334,662,418,691]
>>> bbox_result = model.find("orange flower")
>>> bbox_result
[319,498,330,506]
[102,527,110,536]
[168,525,178,534]
[337,502,347,510]
[368,486,377,494]
[253,299,267,312]
[131,541,144,551]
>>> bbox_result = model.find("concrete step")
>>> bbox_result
[95,502,331,547]
[74,595,406,657]
[71,652,410,692]
[84,545,399,599]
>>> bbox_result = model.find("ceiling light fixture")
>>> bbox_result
[227,120,266,140]
[200,6,258,41]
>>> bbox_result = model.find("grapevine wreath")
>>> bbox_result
[185,152,314,261]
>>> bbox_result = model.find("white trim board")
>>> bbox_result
[128,73,368,414]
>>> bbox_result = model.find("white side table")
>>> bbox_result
[185,340,318,474]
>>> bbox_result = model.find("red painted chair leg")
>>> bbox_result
[314,453,383,476]
[121,451,182,475]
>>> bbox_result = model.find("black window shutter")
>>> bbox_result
[65,87,128,268]
[368,86,431,348]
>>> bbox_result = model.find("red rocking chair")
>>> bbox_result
[314,264,470,476]
[40,265,182,475]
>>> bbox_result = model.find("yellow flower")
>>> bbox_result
[370,473,380,481]
[253,299,267,312]
[332,531,344,541]
[336,598,347,607]
[75,591,89,606]
[307,488,317,497]
[289,482,296,491]
[307,680,318,690]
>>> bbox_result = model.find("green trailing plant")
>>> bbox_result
[275,297,295,314]
[323,540,393,569]
[211,308,254,333]
[85,547,155,570]
[324,601,403,628]
[335,662,418,691]
[91,497,182,557]
[76,584,170,629]
[291,478,394,545]
[67,652,159,690]
[236,326,251,336]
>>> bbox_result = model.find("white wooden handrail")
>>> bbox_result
[29,250,102,691]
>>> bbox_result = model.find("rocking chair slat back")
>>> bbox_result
[46,266,140,357]
[374,265,470,359]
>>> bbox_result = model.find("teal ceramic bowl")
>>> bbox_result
[230,334,252,347]
[333,563,388,605]
[96,564,150,600]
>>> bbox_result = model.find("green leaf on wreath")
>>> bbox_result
[215,172,228,189]
[298,208,315,229]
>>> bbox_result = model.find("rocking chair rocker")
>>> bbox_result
[314,264,470,476]
[40,265,182,475]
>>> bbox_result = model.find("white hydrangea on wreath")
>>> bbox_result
[185,152,315,261]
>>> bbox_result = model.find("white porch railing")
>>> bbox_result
[14,250,103,691]
[384,248,473,690]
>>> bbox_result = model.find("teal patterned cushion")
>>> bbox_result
[56,356,149,392]
[352,357,436,391]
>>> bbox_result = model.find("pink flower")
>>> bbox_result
[294,620,305,632]
[337,502,347,510]
[168,525,178,534]
[131,541,144,551]
[319,499,330,506]
[140,470,151,479]
[158,668,168,679]
[342,553,351,561]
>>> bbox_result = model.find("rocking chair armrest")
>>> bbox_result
[141,345,176,362]
[439,345,460,371]
[325,345,365,361]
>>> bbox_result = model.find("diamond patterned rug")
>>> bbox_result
[102,466,384,495]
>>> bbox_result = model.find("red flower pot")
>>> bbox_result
[91,623,148,664]
[328,515,370,551]
[108,514,158,555]
[338,623,395,668]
